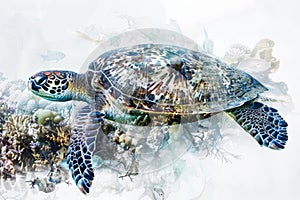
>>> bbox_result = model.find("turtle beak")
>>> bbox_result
[28,78,33,90]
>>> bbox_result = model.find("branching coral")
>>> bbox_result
[0,100,15,133]
[3,114,44,171]
[44,126,71,159]
[0,111,71,179]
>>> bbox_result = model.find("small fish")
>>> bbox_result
[73,31,103,44]
[41,50,65,62]
[202,28,214,54]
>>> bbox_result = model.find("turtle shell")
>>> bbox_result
[90,44,267,114]
[85,29,267,115]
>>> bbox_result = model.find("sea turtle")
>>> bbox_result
[28,31,288,194]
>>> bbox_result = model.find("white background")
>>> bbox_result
[0,0,299,199]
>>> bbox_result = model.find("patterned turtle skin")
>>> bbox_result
[28,44,288,194]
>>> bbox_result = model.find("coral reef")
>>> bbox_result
[0,109,70,182]
[1,113,70,172]
[223,43,251,65]
[26,164,69,193]
[0,101,13,132]
[33,109,64,125]
[224,38,280,76]
[16,92,72,117]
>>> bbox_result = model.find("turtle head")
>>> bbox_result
[29,70,78,102]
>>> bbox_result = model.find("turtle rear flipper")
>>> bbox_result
[67,104,104,194]
[226,101,288,149]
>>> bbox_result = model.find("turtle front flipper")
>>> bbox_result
[67,103,104,194]
[226,101,288,149]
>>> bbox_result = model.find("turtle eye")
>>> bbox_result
[37,76,47,85]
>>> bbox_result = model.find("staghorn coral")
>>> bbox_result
[31,121,71,171]
[44,126,71,158]
[0,111,71,180]
[3,114,45,171]
[0,101,9,132]
[0,152,17,179]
